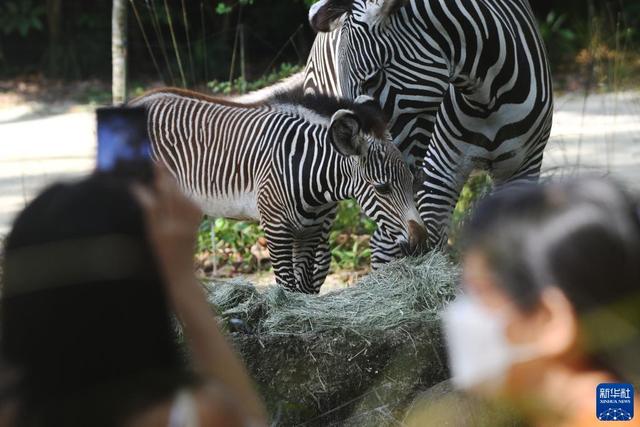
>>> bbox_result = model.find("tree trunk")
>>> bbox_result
[46,0,62,77]
[112,0,128,105]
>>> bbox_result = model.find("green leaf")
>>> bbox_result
[216,2,233,15]
[31,17,43,31]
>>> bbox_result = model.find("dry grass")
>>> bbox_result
[206,251,458,336]
[203,252,459,426]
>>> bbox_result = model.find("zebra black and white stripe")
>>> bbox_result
[306,0,553,263]
[130,88,426,293]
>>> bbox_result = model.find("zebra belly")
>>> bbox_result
[190,192,260,222]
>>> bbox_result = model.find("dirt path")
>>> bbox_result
[0,103,95,236]
[2,90,639,240]
[542,91,640,186]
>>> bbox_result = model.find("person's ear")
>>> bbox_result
[532,287,578,357]
[309,0,351,32]
[329,109,366,157]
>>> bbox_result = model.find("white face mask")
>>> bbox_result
[442,294,538,392]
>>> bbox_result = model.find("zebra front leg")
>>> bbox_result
[291,220,334,294]
[370,229,402,269]
[309,207,338,291]
[261,222,298,291]
[416,143,472,249]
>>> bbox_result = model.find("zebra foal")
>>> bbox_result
[131,89,426,293]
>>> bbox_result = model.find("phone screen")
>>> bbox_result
[96,107,153,181]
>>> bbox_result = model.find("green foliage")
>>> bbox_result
[329,200,376,271]
[198,217,265,262]
[207,63,302,95]
[215,0,314,15]
[215,3,234,15]
[539,11,576,46]
[195,199,377,276]
[538,5,640,90]
[329,234,371,271]
[0,0,45,37]
[216,0,255,15]
[538,11,579,77]
[332,199,376,235]
[448,172,493,256]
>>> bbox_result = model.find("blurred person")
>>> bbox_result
[0,166,267,427]
[436,178,640,426]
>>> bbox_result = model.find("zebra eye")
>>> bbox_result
[374,182,392,195]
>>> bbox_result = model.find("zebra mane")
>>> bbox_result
[271,87,389,140]
[233,72,305,104]
[130,86,388,140]
[129,87,264,109]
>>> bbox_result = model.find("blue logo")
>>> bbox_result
[597,383,634,421]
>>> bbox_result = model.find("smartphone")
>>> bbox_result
[96,107,153,182]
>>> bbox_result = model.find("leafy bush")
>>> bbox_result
[196,217,266,276]
[0,1,45,37]
[538,5,640,90]
[448,172,493,257]
[196,200,377,277]
[539,11,577,74]
[207,62,302,95]
[329,200,376,271]
[215,0,315,15]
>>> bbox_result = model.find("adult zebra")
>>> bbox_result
[131,89,425,293]
[304,0,554,264]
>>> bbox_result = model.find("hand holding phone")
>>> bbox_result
[96,107,153,182]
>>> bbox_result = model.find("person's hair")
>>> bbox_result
[464,178,640,383]
[0,174,193,427]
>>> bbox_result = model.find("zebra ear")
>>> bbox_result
[363,0,407,25]
[413,166,428,194]
[309,0,352,32]
[330,109,365,157]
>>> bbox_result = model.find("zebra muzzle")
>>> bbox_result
[400,219,428,256]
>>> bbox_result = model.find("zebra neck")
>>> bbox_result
[320,155,358,204]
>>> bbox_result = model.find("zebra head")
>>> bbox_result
[308,0,411,101]
[330,95,427,255]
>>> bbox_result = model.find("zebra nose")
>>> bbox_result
[403,219,428,256]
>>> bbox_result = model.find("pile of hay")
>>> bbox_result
[206,252,459,426]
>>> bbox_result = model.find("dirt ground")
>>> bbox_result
[235,269,369,295]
